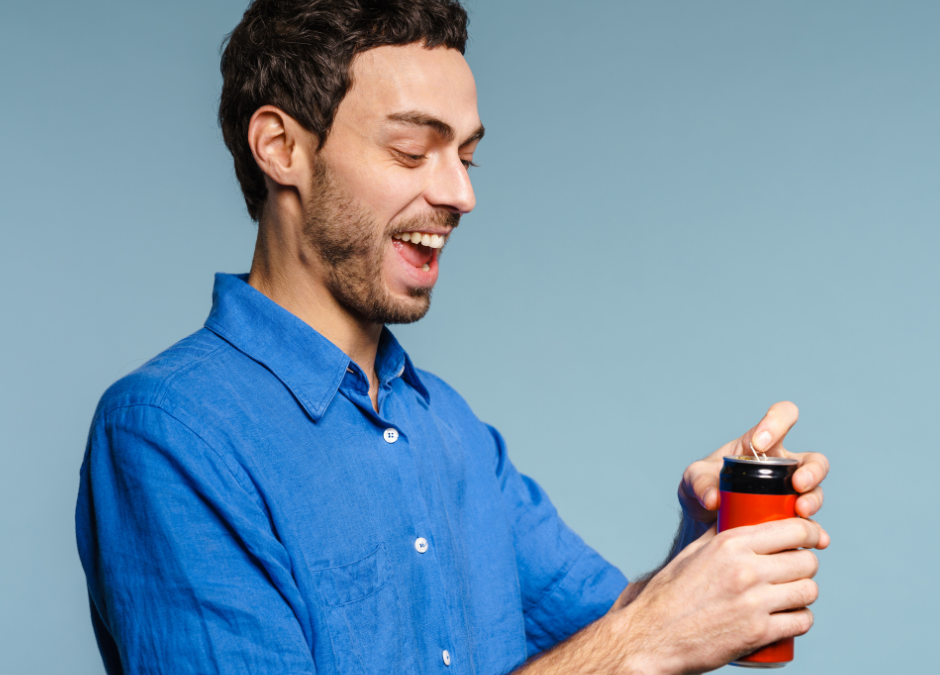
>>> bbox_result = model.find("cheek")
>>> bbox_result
[321,140,427,225]
[350,164,426,223]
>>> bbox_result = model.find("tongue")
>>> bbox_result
[396,240,434,268]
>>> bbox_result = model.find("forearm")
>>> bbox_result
[512,513,715,675]
[511,609,649,675]
[513,516,706,675]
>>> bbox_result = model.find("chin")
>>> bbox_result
[384,293,431,325]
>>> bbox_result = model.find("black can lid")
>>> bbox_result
[720,455,798,495]
[723,455,798,467]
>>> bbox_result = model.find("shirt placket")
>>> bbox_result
[341,374,465,674]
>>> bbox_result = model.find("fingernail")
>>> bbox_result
[753,430,773,452]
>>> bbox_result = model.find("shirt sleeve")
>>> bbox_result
[75,404,317,675]
[488,424,628,656]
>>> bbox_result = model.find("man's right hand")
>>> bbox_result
[514,517,823,675]
[616,518,823,674]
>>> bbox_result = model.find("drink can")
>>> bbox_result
[718,455,799,668]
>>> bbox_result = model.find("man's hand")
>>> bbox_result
[617,518,824,674]
[679,401,830,544]
[512,401,831,675]
[515,518,825,675]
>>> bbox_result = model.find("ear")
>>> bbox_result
[247,105,315,192]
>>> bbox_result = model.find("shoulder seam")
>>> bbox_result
[101,403,266,513]
[101,339,230,416]
[153,342,231,409]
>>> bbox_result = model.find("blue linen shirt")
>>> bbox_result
[76,273,627,675]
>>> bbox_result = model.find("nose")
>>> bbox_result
[425,152,476,215]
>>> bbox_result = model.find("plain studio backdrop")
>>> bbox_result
[1,1,937,673]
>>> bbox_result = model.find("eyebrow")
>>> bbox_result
[386,111,485,147]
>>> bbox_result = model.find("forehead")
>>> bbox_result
[339,43,479,133]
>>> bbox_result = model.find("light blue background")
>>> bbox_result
[1,1,937,673]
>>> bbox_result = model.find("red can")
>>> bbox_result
[718,455,799,668]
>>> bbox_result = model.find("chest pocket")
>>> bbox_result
[312,544,415,675]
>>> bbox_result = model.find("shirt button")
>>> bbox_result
[442,650,451,666]
[383,428,399,444]
[414,537,429,553]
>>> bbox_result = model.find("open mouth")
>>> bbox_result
[392,230,447,274]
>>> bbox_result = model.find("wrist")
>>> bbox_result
[605,604,671,675]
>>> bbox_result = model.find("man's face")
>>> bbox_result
[305,43,483,324]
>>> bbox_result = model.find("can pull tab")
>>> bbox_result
[749,439,767,463]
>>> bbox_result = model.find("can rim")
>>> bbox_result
[724,455,798,466]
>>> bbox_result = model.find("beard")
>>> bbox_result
[302,157,459,325]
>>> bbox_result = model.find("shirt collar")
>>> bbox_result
[376,325,430,402]
[204,273,429,421]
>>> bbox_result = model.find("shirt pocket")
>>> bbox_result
[312,544,415,675]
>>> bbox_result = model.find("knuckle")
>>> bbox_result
[731,566,759,593]
[806,580,820,605]
[791,550,819,578]
[683,461,709,486]
[806,551,820,577]
[789,580,812,607]
[688,460,708,475]
[794,608,814,635]
[715,530,745,555]
[746,613,769,646]
[801,519,816,540]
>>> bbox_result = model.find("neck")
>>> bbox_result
[248,208,384,409]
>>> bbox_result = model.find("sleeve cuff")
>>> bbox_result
[524,544,628,655]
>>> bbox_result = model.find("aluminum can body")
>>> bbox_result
[718,456,799,669]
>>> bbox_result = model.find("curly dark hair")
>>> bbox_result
[219,0,469,221]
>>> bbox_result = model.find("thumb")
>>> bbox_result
[749,401,800,456]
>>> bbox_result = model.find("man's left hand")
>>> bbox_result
[678,401,831,549]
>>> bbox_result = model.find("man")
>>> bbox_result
[76,1,830,673]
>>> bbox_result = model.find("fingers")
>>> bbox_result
[795,486,824,518]
[767,607,815,640]
[690,466,720,512]
[749,401,799,455]
[804,518,831,550]
[762,549,819,584]
[791,452,830,493]
[766,578,819,613]
[679,460,721,518]
[737,518,823,555]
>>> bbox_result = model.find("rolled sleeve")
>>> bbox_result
[488,425,628,655]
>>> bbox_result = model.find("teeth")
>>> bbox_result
[397,231,446,248]
[422,263,430,272]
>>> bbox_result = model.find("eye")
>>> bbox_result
[461,159,478,170]
[393,149,427,164]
